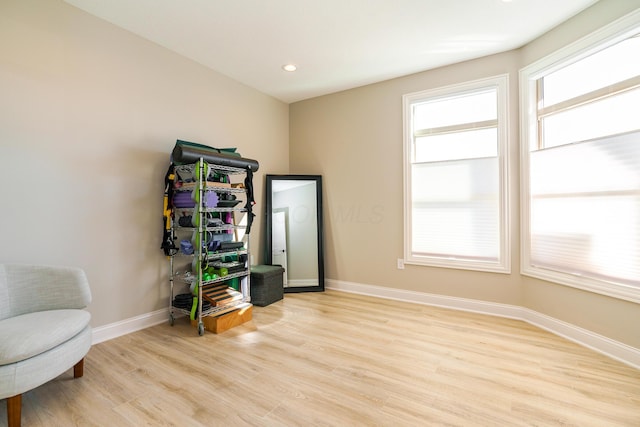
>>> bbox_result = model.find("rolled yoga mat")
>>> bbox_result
[172,140,260,171]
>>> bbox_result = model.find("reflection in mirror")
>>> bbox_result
[266,175,324,293]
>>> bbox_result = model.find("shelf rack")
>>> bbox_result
[168,158,252,335]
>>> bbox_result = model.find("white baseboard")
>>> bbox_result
[92,308,168,345]
[520,308,640,370]
[326,279,640,370]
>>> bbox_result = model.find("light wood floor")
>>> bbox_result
[3,291,639,426]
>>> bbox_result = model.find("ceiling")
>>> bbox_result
[64,0,599,103]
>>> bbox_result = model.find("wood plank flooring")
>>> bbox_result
[2,291,639,426]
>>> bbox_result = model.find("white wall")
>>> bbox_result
[273,183,318,282]
[0,0,289,328]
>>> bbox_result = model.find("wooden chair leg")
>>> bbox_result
[73,358,84,378]
[6,360,85,426]
[7,394,22,427]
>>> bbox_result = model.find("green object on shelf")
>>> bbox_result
[221,254,238,263]
[175,139,239,157]
[214,267,228,277]
[190,297,198,321]
[228,277,239,291]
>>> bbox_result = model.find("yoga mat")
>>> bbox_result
[172,141,260,171]
[175,139,239,156]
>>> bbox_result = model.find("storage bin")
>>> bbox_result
[250,265,284,306]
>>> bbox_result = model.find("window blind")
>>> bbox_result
[529,131,640,287]
[411,157,499,261]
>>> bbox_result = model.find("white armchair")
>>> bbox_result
[0,264,92,427]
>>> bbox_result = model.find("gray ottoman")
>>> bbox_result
[250,265,284,306]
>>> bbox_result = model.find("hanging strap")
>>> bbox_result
[244,166,256,234]
[161,163,177,256]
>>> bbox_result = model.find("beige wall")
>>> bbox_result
[290,0,640,348]
[0,0,289,327]
[290,51,523,306]
[1,0,637,349]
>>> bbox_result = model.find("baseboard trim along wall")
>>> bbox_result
[326,279,640,370]
[90,280,639,370]
[92,308,168,345]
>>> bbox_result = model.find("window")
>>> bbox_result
[403,75,509,273]
[520,11,640,302]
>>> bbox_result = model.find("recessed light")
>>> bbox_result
[282,64,297,72]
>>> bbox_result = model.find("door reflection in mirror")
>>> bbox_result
[271,209,288,286]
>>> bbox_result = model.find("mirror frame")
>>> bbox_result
[265,174,324,293]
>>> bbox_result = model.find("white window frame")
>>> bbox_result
[520,9,640,303]
[403,75,510,273]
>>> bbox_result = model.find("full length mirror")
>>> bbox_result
[265,175,324,293]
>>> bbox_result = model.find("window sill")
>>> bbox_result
[405,256,511,274]
[522,265,640,304]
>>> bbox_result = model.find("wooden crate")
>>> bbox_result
[191,304,253,334]
[201,285,243,306]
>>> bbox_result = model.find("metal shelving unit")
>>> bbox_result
[168,159,252,335]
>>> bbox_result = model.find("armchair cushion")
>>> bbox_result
[0,310,91,365]
[0,264,91,320]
